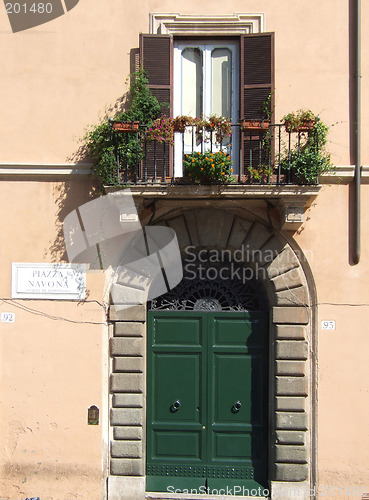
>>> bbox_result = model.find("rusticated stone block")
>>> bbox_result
[113,357,144,373]
[273,307,309,325]
[276,376,308,396]
[196,210,234,248]
[110,458,144,476]
[184,212,200,247]
[275,325,306,340]
[111,440,142,458]
[275,445,308,464]
[274,463,309,482]
[110,373,143,393]
[113,426,142,441]
[167,215,192,249]
[110,284,147,305]
[275,430,306,445]
[110,338,144,357]
[276,360,306,377]
[255,236,286,266]
[109,305,145,322]
[244,222,273,251]
[114,322,144,337]
[275,396,306,412]
[275,287,309,307]
[266,247,300,279]
[276,340,308,360]
[112,394,143,408]
[227,216,253,250]
[276,412,308,430]
[271,267,305,291]
[110,408,143,426]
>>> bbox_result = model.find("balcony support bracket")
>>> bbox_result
[277,198,307,231]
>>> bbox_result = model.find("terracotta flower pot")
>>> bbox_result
[111,121,139,133]
[241,120,270,132]
[284,120,315,133]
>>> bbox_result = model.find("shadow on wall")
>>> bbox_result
[46,180,100,263]
[49,47,150,266]
[66,48,139,165]
[51,49,142,262]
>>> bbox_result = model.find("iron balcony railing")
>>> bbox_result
[109,123,319,186]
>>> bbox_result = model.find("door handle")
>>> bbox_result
[170,400,181,412]
[232,401,242,413]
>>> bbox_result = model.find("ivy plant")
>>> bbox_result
[84,69,161,188]
[280,113,332,184]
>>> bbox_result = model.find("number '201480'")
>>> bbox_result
[6,3,53,14]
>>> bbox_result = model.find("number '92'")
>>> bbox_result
[6,3,53,14]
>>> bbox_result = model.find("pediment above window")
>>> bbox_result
[149,13,264,35]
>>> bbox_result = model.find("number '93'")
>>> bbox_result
[6,3,53,14]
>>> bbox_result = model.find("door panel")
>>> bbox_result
[153,316,202,345]
[154,353,201,423]
[214,432,252,458]
[155,431,202,458]
[146,311,268,494]
[212,353,253,423]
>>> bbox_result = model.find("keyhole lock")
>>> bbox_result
[170,400,181,412]
[232,401,242,413]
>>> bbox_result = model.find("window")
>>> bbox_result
[173,41,239,175]
[140,33,274,178]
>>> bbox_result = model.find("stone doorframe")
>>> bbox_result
[107,206,317,500]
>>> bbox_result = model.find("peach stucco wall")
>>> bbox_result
[1,1,369,499]
[0,180,106,499]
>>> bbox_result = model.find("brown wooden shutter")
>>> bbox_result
[240,33,275,179]
[240,33,274,120]
[139,34,173,179]
[140,34,173,116]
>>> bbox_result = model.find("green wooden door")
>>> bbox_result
[146,311,268,494]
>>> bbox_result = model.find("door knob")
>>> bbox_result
[232,401,242,413]
[170,400,181,412]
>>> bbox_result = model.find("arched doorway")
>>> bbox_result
[108,206,315,500]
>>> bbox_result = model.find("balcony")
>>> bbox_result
[107,122,325,187]
[101,119,329,229]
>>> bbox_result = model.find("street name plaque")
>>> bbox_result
[11,263,86,300]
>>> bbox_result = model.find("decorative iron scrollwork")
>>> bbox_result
[148,261,267,312]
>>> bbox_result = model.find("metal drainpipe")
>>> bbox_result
[353,0,361,264]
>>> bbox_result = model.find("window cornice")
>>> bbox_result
[149,13,264,35]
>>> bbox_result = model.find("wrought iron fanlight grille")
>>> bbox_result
[148,262,268,312]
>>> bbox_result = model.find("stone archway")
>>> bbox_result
[108,207,316,500]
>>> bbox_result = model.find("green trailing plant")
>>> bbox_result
[84,69,161,188]
[261,92,273,121]
[280,113,332,184]
[247,164,273,182]
[281,148,331,184]
[183,150,235,184]
[121,69,161,125]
